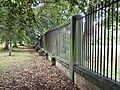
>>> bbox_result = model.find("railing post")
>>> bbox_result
[69,15,76,81]
[69,14,83,81]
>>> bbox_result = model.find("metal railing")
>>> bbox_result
[39,0,120,85]
[42,23,70,61]
[75,0,120,83]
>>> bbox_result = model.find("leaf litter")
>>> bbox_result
[0,50,80,90]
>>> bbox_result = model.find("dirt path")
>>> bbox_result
[0,47,80,90]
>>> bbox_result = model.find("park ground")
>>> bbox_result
[0,44,80,90]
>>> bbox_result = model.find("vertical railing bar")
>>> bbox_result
[111,0,114,80]
[90,9,92,70]
[87,15,90,68]
[58,34,60,56]
[50,33,52,52]
[115,0,118,82]
[63,30,65,58]
[56,35,58,56]
[97,4,100,74]
[46,34,49,51]
[53,32,54,54]
[48,33,51,52]
[83,17,86,67]
[86,15,88,68]
[49,34,50,52]
[106,0,110,78]
[63,27,67,59]
[51,32,54,54]
[53,32,54,53]
[58,31,59,56]
[62,30,63,56]
[46,34,48,51]
[47,34,49,51]
[100,2,103,75]
[95,4,97,72]
[83,17,85,67]
[92,7,95,71]
[87,15,89,68]
[59,31,61,56]
[49,33,50,52]
[46,34,47,51]
[51,33,53,52]
[66,28,68,60]
[63,27,67,58]
[65,29,67,57]
[45,35,47,51]
[69,27,70,61]
[82,17,84,67]
[103,0,107,77]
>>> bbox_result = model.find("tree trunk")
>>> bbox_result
[9,40,12,56]
[13,41,17,47]
[4,39,9,50]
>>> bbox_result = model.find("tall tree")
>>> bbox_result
[0,0,36,55]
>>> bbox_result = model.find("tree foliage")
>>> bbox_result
[0,0,119,55]
[0,0,37,55]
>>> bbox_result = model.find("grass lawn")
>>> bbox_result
[0,45,35,74]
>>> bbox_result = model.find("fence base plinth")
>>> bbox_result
[51,57,56,66]
[44,53,48,60]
